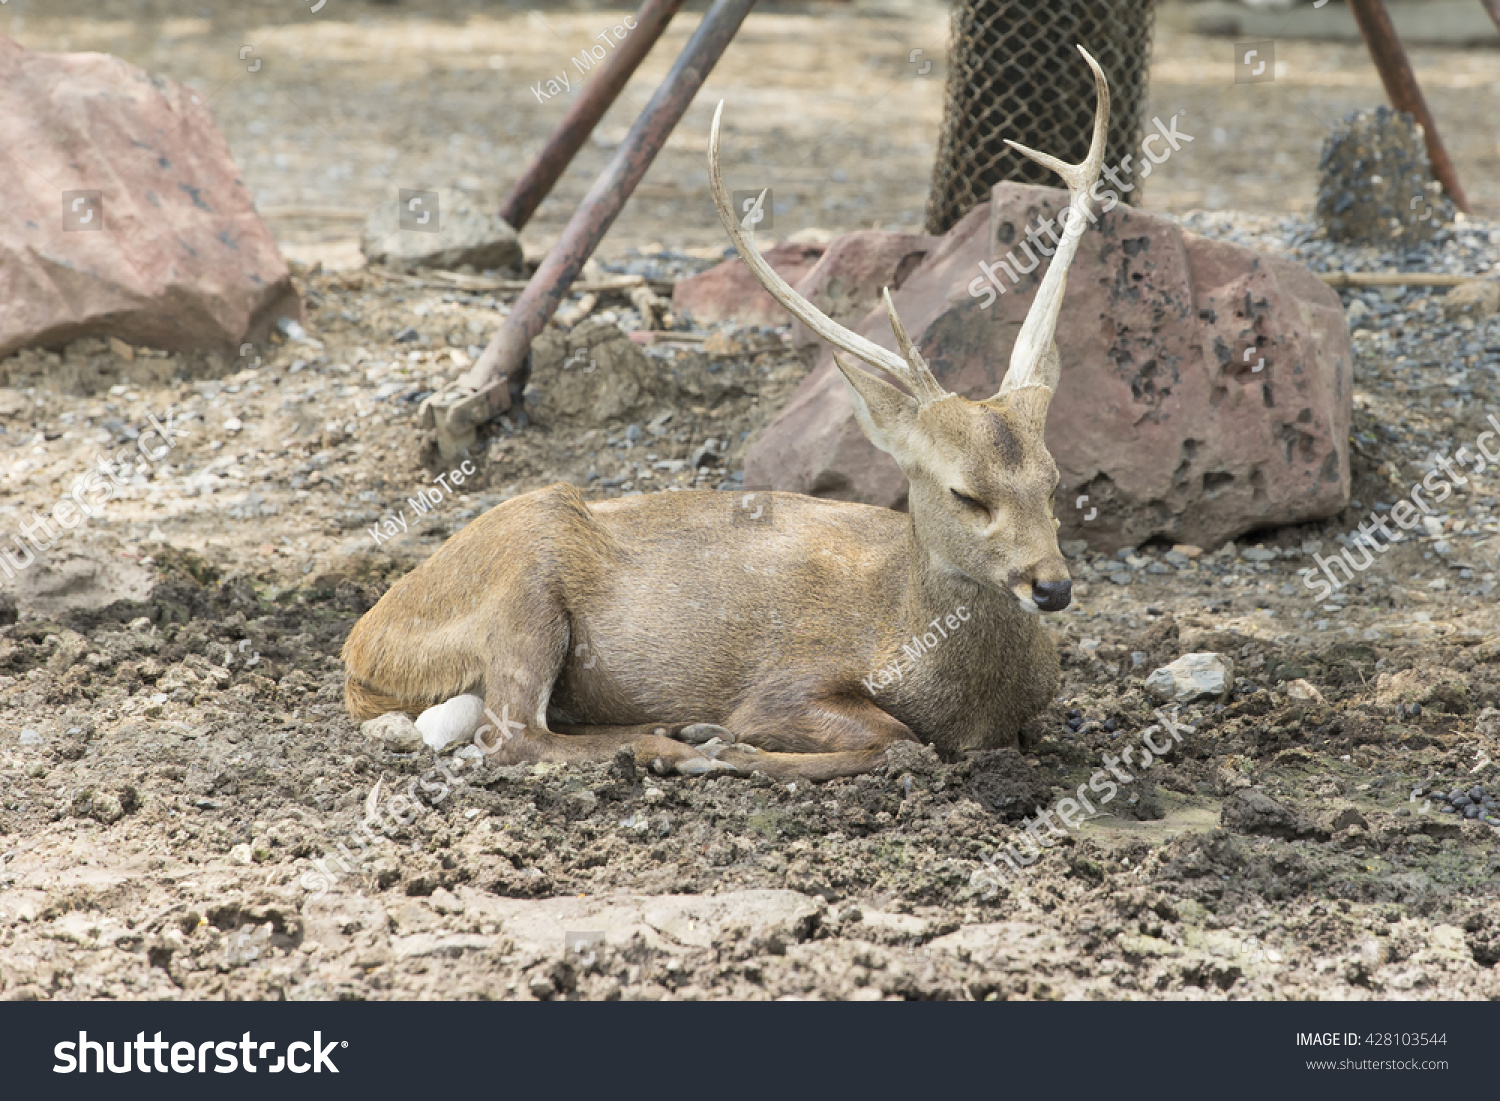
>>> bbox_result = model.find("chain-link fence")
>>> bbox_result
[925,0,1158,236]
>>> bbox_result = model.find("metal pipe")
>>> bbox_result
[434,0,759,451]
[499,0,687,231]
[1347,0,1470,213]
[1483,0,1500,36]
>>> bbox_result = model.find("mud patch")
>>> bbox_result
[3,549,154,618]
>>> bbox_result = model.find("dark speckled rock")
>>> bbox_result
[1316,106,1453,245]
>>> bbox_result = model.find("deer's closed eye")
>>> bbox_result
[951,489,985,511]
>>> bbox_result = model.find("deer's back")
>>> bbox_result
[575,486,911,669]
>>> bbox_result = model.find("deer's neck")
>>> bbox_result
[896,515,1013,639]
[886,513,1054,751]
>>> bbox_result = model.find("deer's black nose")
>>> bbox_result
[1032,579,1072,612]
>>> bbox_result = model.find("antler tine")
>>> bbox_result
[708,102,947,405]
[997,45,1111,397]
[880,287,935,380]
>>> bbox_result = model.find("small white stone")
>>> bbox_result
[1285,679,1325,705]
[415,694,486,750]
[1145,652,1235,703]
[361,711,424,753]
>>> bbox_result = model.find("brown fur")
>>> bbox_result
[342,388,1068,782]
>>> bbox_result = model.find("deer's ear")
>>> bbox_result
[833,352,919,460]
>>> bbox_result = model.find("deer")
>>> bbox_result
[341,46,1110,783]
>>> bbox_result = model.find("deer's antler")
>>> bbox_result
[708,102,948,406]
[996,45,1111,398]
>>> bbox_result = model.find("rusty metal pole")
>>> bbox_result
[499,0,687,231]
[427,0,758,456]
[1483,0,1500,35]
[1347,0,1470,213]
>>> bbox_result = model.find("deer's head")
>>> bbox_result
[708,46,1110,614]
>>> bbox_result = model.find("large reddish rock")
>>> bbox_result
[0,35,299,360]
[789,230,940,349]
[745,184,1354,550]
[672,240,826,327]
[672,231,940,337]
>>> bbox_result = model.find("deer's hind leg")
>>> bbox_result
[674,693,919,783]
[470,602,729,773]
[467,601,731,774]
[477,643,725,772]
[539,723,737,775]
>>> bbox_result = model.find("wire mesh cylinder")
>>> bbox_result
[925,0,1157,236]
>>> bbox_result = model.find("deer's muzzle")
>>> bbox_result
[1031,578,1073,612]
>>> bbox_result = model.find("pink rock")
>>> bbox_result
[745,184,1353,550]
[0,35,299,360]
[672,240,825,327]
[789,230,940,349]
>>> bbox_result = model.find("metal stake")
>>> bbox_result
[499,0,687,232]
[1483,0,1500,36]
[426,0,758,457]
[1347,0,1470,213]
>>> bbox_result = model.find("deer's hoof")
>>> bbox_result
[701,737,759,758]
[677,723,734,746]
[674,756,741,778]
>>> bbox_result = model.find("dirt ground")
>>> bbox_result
[3,0,1500,1001]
